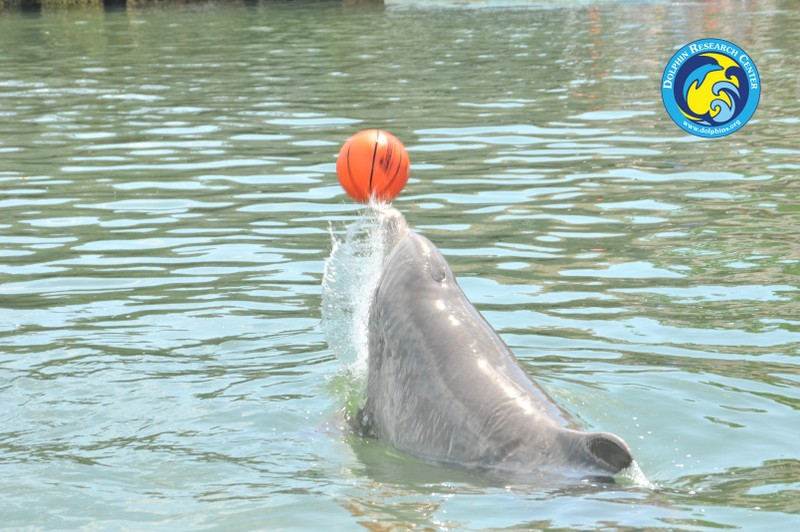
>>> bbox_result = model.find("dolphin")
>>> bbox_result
[358,230,633,482]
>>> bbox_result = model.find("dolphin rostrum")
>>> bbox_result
[359,230,633,481]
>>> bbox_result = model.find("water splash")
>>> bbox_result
[621,461,654,489]
[321,200,409,375]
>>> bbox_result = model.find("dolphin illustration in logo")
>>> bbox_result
[676,52,748,126]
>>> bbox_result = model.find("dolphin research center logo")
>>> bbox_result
[661,38,760,138]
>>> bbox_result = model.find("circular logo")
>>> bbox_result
[661,38,760,138]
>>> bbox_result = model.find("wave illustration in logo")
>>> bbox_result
[674,52,748,127]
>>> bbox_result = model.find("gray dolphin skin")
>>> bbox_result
[359,230,633,481]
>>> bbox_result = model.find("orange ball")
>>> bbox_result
[336,129,410,203]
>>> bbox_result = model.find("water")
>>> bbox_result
[1,0,798,529]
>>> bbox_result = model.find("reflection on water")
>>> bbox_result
[1,0,799,529]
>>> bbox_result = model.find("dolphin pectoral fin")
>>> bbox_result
[586,432,633,472]
[356,406,372,437]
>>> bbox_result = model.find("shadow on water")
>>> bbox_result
[0,0,385,16]
[338,431,662,531]
[337,430,799,531]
